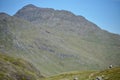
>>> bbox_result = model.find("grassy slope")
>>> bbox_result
[0,51,119,80]
[42,67,120,80]
[10,25,120,76]
[0,53,43,80]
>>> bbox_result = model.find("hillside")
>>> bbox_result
[0,4,120,76]
[42,67,120,80]
[0,52,43,80]
[14,4,120,45]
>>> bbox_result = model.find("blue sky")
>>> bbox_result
[0,0,120,34]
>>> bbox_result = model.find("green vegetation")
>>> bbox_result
[42,67,120,80]
[90,67,120,80]
[0,53,43,80]
[0,52,119,80]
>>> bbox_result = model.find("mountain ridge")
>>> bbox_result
[14,4,120,45]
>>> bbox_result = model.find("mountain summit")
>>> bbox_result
[14,4,101,38]
[15,4,91,25]
[0,4,120,76]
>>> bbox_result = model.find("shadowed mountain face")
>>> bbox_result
[0,4,120,76]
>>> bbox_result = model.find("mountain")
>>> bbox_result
[0,4,120,76]
[14,4,120,45]
[0,52,43,80]
[0,13,13,49]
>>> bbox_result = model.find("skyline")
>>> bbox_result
[0,0,120,34]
